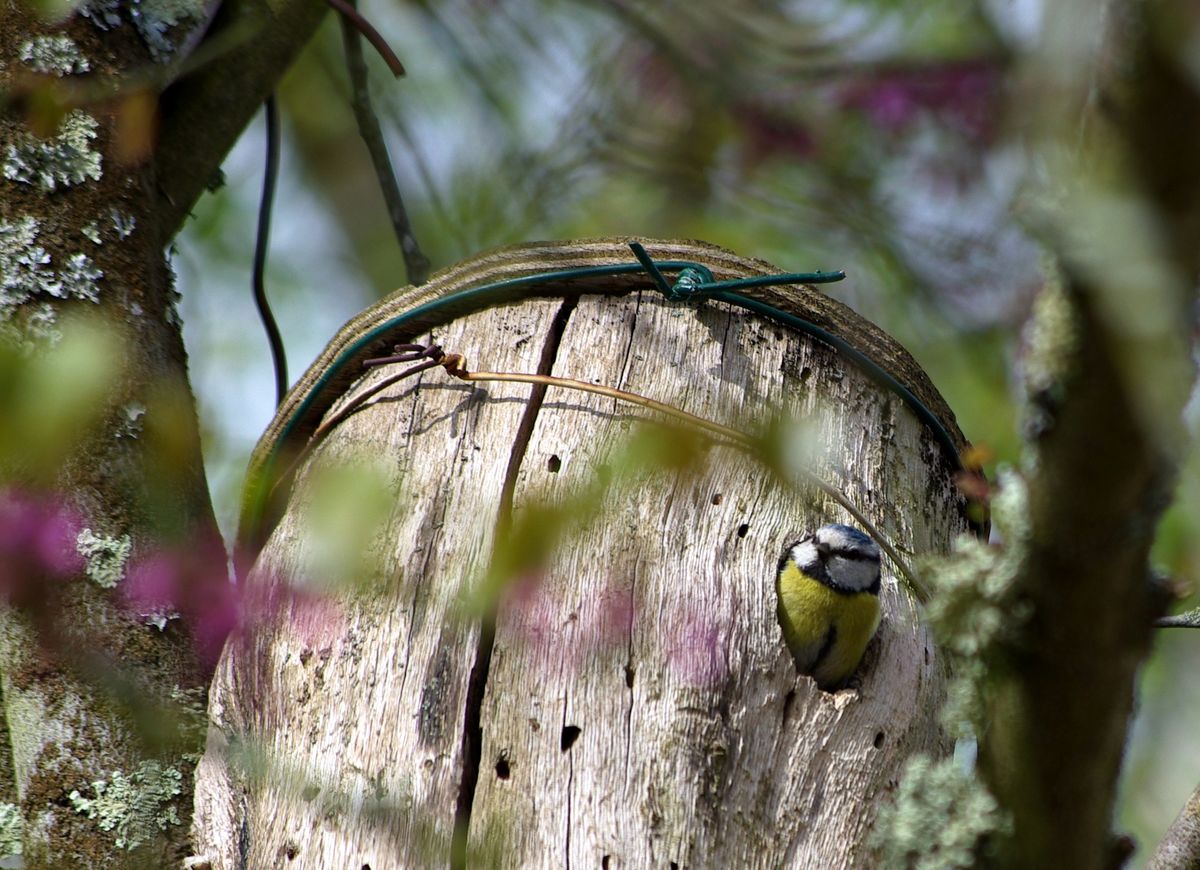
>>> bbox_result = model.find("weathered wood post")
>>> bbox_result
[193,238,972,868]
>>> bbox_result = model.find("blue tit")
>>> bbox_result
[776,523,882,690]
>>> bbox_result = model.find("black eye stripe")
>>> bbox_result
[826,550,879,563]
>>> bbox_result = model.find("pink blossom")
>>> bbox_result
[285,591,346,650]
[665,606,728,687]
[499,574,636,674]
[0,488,83,600]
[855,80,920,131]
[125,539,348,667]
[124,536,238,667]
[841,61,1002,141]
[733,102,818,162]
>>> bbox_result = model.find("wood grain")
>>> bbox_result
[195,299,567,868]
[197,241,970,867]
[469,293,962,868]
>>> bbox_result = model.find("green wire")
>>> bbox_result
[247,244,970,543]
[274,259,719,452]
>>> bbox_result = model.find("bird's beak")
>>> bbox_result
[814,540,831,558]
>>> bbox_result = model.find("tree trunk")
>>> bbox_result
[194,238,972,868]
[0,8,222,866]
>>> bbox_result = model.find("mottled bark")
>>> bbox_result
[153,0,328,244]
[979,2,1200,867]
[0,0,320,862]
[1149,785,1200,870]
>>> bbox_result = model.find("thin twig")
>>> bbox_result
[254,94,288,406]
[311,355,443,444]
[452,368,920,594]
[267,353,444,495]
[293,346,920,592]
[1155,607,1200,628]
[337,0,430,285]
[327,0,406,77]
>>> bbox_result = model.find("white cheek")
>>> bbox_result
[791,540,819,568]
[828,556,877,591]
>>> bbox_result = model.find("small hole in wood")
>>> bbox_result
[548,454,562,473]
[561,725,582,751]
[874,731,885,749]
[601,857,610,869]
[737,523,750,538]
[495,753,510,779]
[625,665,635,689]
[711,493,723,506]
[671,863,680,870]
[799,366,812,383]
[285,841,299,860]
[362,865,371,870]
[782,688,796,721]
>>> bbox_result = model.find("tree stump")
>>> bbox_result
[193,238,972,868]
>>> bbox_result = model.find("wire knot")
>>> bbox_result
[363,343,471,378]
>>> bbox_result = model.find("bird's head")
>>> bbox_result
[791,523,881,593]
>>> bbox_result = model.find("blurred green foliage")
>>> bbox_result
[0,313,121,485]
[168,0,1200,863]
[477,422,707,614]
[299,450,401,593]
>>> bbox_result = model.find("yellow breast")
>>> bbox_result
[776,561,881,690]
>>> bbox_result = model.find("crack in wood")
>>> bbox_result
[564,695,576,870]
[616,289,643,393]
[450,296,579,868]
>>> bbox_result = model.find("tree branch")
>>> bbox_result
[1149,785,1200,870]
[1156,607,1200,629]
[979,2,1200,867]
[327,0,406,77]
[338,0,430,285]
[152,0,330,243]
